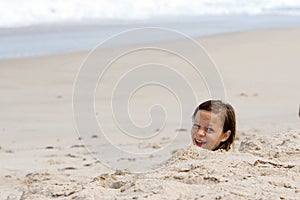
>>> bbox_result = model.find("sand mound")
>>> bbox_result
[10,131,299,199]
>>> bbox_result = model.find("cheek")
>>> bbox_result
[207,133,221,144]
[191,128,197,136]
[191,130,195,139]
[206,134,215,142]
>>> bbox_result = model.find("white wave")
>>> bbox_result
[1,0,300,27]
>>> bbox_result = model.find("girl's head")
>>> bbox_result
[191,100,236,151]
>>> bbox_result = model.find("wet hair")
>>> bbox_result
[192,100,236,151]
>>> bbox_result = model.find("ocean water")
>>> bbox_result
[1,0,300,59]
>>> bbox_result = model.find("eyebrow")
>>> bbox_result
[193,121,215,126]
[193,123,216,129]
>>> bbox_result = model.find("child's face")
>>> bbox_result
[191,110,229,150]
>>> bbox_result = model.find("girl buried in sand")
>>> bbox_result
[191,100,236,151]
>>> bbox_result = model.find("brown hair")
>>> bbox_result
[192,100,236,151]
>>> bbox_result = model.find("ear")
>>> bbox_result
[221,130,231,142]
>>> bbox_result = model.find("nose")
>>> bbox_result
[197,128,206,137]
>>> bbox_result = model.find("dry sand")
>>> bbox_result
[0,28,300,199]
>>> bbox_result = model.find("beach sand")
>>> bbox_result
[0,28,299,199]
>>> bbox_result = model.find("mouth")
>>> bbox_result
[194,138,206,147]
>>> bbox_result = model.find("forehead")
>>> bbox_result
[194,110,224,127]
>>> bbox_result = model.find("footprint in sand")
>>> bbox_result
[176,128,188,132]
[239,92,259,97]
[91,134,98,139]
[239,92,248,97]
[70,144,85,148]
[66,153,77,158]
[5,150,14,153]
[62,167,77,171]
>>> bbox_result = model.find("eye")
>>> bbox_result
[207,127,214,132]
[192,124,201,130]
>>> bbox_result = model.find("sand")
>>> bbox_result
[0,28,300,199]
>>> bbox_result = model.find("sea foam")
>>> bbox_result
[1,0,300,28]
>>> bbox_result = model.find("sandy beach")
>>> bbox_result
[0,28,300,199]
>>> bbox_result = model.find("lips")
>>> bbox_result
[194,138,206,147]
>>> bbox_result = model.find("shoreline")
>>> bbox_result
[1,27,300,62]
[1,14,300,59]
